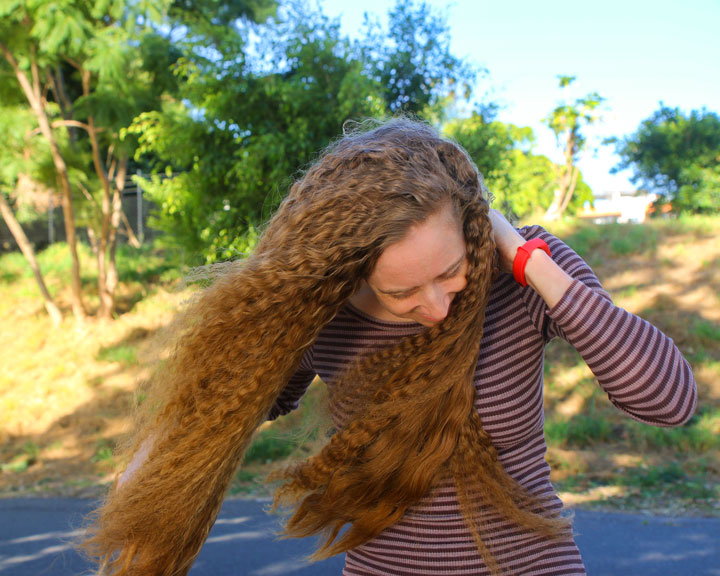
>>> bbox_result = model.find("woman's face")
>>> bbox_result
[366,205,468,327]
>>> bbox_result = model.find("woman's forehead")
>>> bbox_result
[371,210,465,290]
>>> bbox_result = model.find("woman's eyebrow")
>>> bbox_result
[377,254,466,295]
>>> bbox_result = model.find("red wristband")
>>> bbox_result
[512,238,551,287]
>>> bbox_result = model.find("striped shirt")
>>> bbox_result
[270,226,697,575]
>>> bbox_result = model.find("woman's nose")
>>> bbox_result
[423,287,451,322]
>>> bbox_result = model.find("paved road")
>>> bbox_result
[0,498,718,575]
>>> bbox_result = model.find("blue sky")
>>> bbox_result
[319,0,720,194]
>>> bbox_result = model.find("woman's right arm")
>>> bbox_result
[267,350,317,420]
[117,436,154,488]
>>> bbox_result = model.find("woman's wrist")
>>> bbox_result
[523,250,573,308]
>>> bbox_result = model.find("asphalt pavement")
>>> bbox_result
[0,498,718,575]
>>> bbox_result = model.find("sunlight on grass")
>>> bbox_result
[2,218,719,509]
[96,344,139,366]
[691,319,720,343]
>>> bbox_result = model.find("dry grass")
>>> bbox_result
[0,244,191,497]
[540,216,720,515]
[1,217,719,516]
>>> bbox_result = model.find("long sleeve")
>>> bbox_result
[547,279,697,426]
[267,347,317,420]
[517,225,697,427]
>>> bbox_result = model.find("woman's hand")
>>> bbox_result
[487,208,573,308]
[488,209,525,274]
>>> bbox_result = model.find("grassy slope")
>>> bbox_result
[540,216,719,515]
[0,217,718,515]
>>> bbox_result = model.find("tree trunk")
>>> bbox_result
[120,209,141,248]
[0,192,63,326]
[1,41,86,320]
[105,157,129,319]
[558,166,580,215]
[544,128,578,221]
[83,68,115,319]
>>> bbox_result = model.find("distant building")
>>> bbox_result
[578,190,658,224]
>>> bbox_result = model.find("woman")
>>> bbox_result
[82,118,696,575]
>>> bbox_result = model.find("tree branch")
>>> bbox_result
[82,69,112,195]
[26,120,97,138]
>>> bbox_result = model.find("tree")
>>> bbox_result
[543,76,603,221]
[0,91,62,325]
[358,0,475,119]
[0,0,277,319]
[132,1,472,262]
[1,2,89,319]
[613,106,720,213]
[446,111,592,221]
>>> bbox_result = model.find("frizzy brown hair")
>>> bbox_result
[81,118,569,575]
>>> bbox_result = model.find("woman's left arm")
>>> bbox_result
[490,210,697,427]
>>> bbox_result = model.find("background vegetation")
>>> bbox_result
[1,217,718,516]
[1,0,719,515]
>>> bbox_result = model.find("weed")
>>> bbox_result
[625,409,719,452]
[614,462,718,501]
[545,413,614,448]
[243,430,297,464]
[615,284,638,300]
[116,244,182,285]
[691,319,720,343]
[559,225,604,258]
[1,442,40,473]
[624,463,685,489]
[551,221,661,259]
[91,440,115,465]
[96,344,138,366]
[609,224,658,256]
[235,469,257,482]
[655,214,719,237]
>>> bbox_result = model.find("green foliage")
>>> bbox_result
[690,319,720,343]
[359,0,475,117]
[675,163,720,214]
[131,6,384,262]
[131,1,471,262]
[2,0,479,269]
[115,243,182,284]
[608,224,658,256]
[1,241,93,282]
[554,221,659,259]
[91,439,116,464]
[96,343,138,365]
[545,413,614,448]
[0,0,190,261]
[444,112,529,183]
[544,77,604,156]
[621,463,687,490]
[613,106,720,213]
[168,0,276,53]
[243,428,297,463]
[445,112,591,220]
[0,442,40,473]
[624,408,720,452]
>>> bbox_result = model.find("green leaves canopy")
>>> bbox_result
[614,106,720,213]
[132,1,474,262]
[445,112,591,221]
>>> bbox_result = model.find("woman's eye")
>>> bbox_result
[441,266,462,280]
[388,292,411,300]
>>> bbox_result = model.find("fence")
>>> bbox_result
[0,183,158,253]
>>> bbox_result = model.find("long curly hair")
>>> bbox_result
[81,118,568,575]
